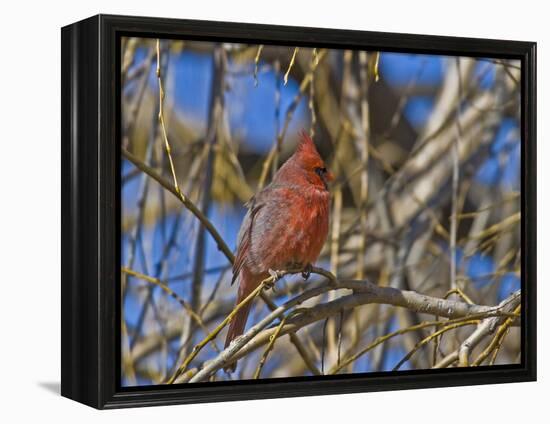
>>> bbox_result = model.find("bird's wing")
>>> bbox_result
[248,185,300,273]
[231,185,296,284]
[231,195,262,285]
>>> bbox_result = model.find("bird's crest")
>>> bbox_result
[296,130,323,161]
[297,130,316,152]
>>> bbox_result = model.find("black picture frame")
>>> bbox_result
[61,14,537,409]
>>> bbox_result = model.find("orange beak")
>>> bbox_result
[326,170,335,182]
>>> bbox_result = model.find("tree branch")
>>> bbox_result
[187,268,520,382]
[122,147,235,263]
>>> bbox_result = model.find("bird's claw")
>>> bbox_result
[268,268,284,280]
[266,269,283,291]
[301,263,312,281]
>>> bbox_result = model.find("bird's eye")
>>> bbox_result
[314,167,327,177]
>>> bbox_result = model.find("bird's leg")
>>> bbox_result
[302,263,312,281]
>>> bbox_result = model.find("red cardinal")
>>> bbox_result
[224,131,334,371]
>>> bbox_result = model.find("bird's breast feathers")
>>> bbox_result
[236,183,330,276]
[263,187,329,268]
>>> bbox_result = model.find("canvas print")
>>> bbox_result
[120,37,522,386]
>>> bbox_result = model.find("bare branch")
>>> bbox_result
[188,268,519,382]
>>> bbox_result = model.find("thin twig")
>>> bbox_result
[122,148,235,263]
[450,58,463,291]
[253,44,263,87]
[393,321,480,371]
[167,269,302,383]
[156,39,181,195]
[283,47,299,85]
[122,266,221,353]
[258,49,327,189]
[473,305,520,366]
[253,315,288,379]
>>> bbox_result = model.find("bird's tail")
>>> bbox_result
[223,271,258,373]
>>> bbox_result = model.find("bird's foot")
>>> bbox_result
[266,269,284,291]
[301,263,313,281]
[268,268,284,280]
